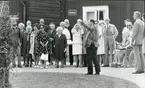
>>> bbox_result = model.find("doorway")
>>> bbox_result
[82,6,109,21]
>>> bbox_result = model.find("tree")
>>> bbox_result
[0,1,13,88]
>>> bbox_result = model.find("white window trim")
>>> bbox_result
[82,5,109,21]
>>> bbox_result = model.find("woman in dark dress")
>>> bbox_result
[54,27,67,68]
[36,25,50,68]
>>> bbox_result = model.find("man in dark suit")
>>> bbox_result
[82,20,100,75]
[131,11,145,74]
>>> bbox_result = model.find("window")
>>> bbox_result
[83,6,109,21]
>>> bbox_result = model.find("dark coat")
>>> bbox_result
[21,32,31,57]
[54,34,67,60]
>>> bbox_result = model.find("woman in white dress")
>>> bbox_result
[97,20,107,66]
[72,23,84,67]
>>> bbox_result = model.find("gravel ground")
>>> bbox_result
[10,72,140,88]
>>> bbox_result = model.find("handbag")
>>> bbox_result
[40,46,48,61]
[40,53,48,61]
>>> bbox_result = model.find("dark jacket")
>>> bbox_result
[83,23,99,48]
[54,34,67,60]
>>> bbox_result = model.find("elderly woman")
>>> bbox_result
[23,25,32,67]
[60,22,71,65]
[122,19,131,46]
[72,23,84,67]
[97,20,106,66]
[54,27,67,68]
[37,25,50,68]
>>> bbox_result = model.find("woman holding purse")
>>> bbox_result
[36,25,50,68]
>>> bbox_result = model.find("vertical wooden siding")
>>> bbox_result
[28,0,60,25]
[9,0,20,15]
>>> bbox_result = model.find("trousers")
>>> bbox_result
[86,44,100,74]
[133,45,145,72]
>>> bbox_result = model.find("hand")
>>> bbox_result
[64,48,67,52]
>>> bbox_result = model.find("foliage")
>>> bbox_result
[0,1,13,88]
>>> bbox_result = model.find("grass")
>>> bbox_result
[10,72,140,88]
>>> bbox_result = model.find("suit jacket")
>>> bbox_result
[83,23,99,48]
[132,19,145,45]
[104,23,118,45]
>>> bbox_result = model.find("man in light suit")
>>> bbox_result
[102,18,118,67]
[131,11,145,74]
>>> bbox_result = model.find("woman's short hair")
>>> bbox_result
[124,19,131,22]
[26,20,32,26]
[126,22,133,28]
[49,22,55,26]
[56,26,63,32]
[33,23,38,28]
[18,23,25,28]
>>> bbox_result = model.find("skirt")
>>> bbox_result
[72,44,82,55]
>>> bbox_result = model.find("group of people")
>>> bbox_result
[10,11,145,75]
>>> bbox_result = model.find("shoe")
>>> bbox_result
[12,65,16,68]
[70,63,73,65]
[25,65,29,67]
[40,66,44,69]
[55,66,59,68]
[94,73,100,75]
[85,73,93,75]
[132,71,142,74]
[17,65,22,68]
[60,65,64,68]
[45,66,48,69]
[34,65,37,67]
[140,71,144,73]
[49,63,53,65]
[102,65,109,67]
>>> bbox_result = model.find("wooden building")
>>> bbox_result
[9,0,144,42]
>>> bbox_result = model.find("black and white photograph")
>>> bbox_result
[0,0,144,88]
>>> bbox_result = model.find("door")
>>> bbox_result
[83,6,109,21]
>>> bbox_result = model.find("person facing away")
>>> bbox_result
[54,27,67,68]
[131,11,145,74]
[82,19,100,75]
[102,18,118,67]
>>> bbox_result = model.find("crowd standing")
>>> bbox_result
[10,11,145,75]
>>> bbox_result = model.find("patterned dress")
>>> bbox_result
[36,30,49,56]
